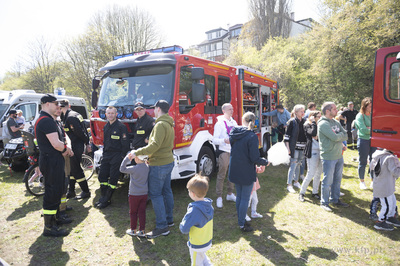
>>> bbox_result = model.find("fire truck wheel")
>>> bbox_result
[197,146,215,177]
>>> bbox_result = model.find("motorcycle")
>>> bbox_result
[2,137,29,172]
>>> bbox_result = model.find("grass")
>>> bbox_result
[1,149,400,265]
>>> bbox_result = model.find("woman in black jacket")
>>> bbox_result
[228,112,269,232]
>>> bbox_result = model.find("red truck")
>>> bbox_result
[90,45,279,179]
[371,45,400,156]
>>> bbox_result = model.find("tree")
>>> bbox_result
[244,0,293,49]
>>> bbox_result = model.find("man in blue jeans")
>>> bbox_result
[318,102,349,212]
[132,100,175,238]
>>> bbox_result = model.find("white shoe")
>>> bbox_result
[360,182,367,190]
[251,212,263,218]
[287,185,296,193]
[216,197,223,208]
[370,181,373,189]
[226,193,236,202]
[293,182,301,189]
[245,215,251,222]
[340,192,345,196]
[126,229,137,236]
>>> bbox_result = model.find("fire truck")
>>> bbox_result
[371,45,400,155]
[90,45,279,179]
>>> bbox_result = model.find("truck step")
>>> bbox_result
[179,170,196,177]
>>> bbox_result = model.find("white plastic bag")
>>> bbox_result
[267,141,290,166]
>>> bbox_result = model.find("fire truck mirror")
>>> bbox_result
[191,67,205,80]
[191,83,206,104]
[91,90,98,109]
[92,78,100,90]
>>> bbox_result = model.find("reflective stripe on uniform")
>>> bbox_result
[76,177,86,182]
[108,184,116,189]
[70,176,75,180]
[61,197,67,203]
[100,182,109,186]
[136,130,145,134]
[43,209,57,215]
[111,135,120,139]
[64,127,70,132]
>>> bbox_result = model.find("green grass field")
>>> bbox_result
[1,149,399,265]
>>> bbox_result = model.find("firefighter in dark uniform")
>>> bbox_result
[59,99,91,199]
[95,106,130,209]
[131,102,154,150]
[35,94,73,237]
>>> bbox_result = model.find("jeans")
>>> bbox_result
[357,138,377,180]
[235,183,253,227]
[287,150,304,185]
[321,157,344,205]
[300,152,323,195]
[148,162,174,229]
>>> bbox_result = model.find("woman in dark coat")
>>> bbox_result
[228,112,269,232]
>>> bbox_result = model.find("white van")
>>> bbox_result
[0,90,89,148]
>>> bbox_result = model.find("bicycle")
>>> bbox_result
[22,131,95,197]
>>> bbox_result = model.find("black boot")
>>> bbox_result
[43,214,69,237]
[75,180,91,199]
[95,185,108,207]
[66,179,76,199]
[55,211,73,225]
[97,187,114,209]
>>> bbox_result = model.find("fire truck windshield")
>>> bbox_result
[97,65,174,107]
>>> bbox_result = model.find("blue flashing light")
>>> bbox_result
[113,45,184,60]
[124,108,133,119]
[99,109,106,119]
[117,108,124,119]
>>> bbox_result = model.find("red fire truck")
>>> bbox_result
[371,45,400,156]
[90,45,279,179]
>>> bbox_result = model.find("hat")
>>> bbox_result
[134,102,145,110]
[40,94,57,104]
[58,99,70,107]
[151,100,170,113]
[9,109,17,115]
[348,101,353,105]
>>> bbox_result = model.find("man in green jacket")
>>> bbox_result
[132,100,175,238]
[318,102,349,212]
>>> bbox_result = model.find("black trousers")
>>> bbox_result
[40,153,65,214]
[98,152,123,187]
[70,142,85,181]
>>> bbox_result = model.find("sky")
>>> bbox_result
[0,0,320,79]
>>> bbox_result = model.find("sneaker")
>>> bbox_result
[287,185,296,193]
[299,194,305,202]
[146,227,170,239]
[66,191,76,199]
[360,182,367,190]
[369,213,379,221]
[126,229,137,236]
[386,217,400,227]
[168,222,174,227]
[321,204,332,212]
[312,193,321,200]
[226,193,236,202]
[333,200,349,208]
[251,212,263,218]
[75,191,91,199]
[216,197,223,208]
[374,221,394,231]
[245,215,251,222]
[137,230,146,238]
[339,192,345,196]
[293,182,301,189]
[370,181,373,189]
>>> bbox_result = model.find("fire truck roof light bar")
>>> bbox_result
[113,45,184,60]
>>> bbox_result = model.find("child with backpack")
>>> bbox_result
[370,149,400,231]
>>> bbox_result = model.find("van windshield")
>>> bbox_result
[0,103,10,121]
[98,65,175,107]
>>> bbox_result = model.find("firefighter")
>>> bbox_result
[95,106,130,209]
[59,99,91,199]
[131,102,154,150]
[35,94,73,237]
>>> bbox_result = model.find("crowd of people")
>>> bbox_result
[3,93,400,265]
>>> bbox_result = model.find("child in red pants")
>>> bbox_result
[120,154,149,237]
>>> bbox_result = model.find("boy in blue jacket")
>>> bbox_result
[180,174,214,266]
